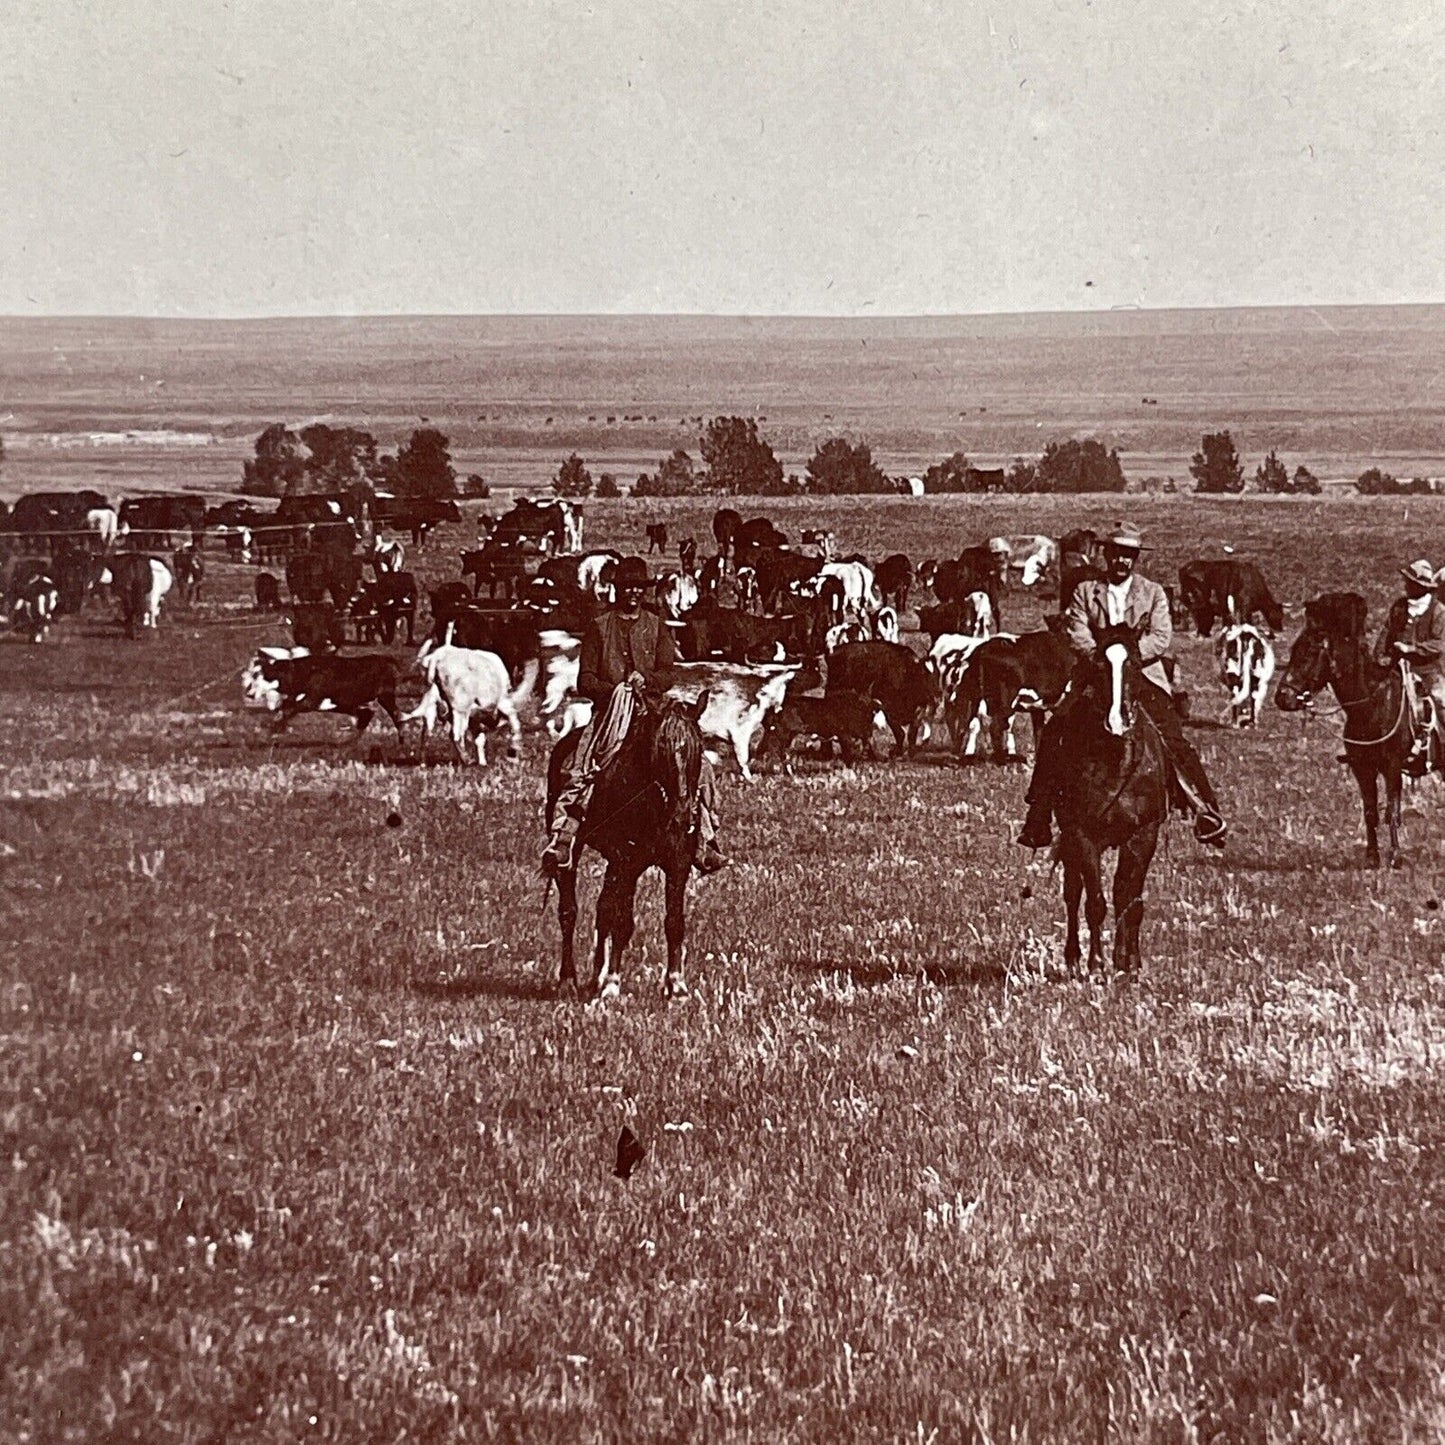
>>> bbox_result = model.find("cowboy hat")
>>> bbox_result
[1400,558,1437,588]
[1105,522,1146,551]
[614,556,651,589]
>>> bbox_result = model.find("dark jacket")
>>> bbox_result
[1375,596,1445,679]
[577,608,678,707]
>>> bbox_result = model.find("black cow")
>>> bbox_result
[375,496,462,548]
[645,523,667,555]
[1178,559,1285,636]
[172,545,204,605]
[945,620,1073,762]
[291,602,346,653]
[51,545,106,615]
[735,517,789,568]
[110,552,167,639]
[255,572,283,612]
[929,547,1002,624]
[765,689,881,767]
[286,549,363,610]
[751,548,823,613]
[825,641,939,758]
[435,605,545,682]
[680,601,816,664]
[248,652,404,738]
[427,581,475,627]
[119,495,207,549]
[875,554,913,614]
[918,596,993,642]
[352,572,418,645]
[462,538,532,599]
[712,507,742,559]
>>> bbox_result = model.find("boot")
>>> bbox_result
[540,815,580,876]
[1192,809,1227,848]
[693,835,728,874]
[1016,795,1055,849]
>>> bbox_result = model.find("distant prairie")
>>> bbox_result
[2,305,1444,496]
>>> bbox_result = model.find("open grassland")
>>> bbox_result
[7,496,1445,1440]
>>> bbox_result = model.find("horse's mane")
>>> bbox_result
[648,703,703,832]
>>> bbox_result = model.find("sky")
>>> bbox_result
[3,0,1443,317]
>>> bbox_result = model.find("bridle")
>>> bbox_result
[1283,629,1409,746]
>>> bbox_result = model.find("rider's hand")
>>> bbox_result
[626,670,647,690]
[1394,641,1415,657]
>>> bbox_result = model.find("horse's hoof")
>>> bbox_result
[556,977,580,1001]
[664,976,688,1000]
[597,975,621,1003]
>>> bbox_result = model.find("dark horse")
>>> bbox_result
[545,687,707,998]
[1051,623,1171,973]
[1275,591,1413,868]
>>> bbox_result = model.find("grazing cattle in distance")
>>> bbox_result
[403,642,539,764]
[1178,558,1285,637]
[645,522,668,555]
[290,602,346,654]
[1058,528,1104,611]
[11,570,59,642]
[765,689,883,770]
[874,554,913,614]
[825,641,939,758]
[1217,622,1276,728]
[242,649,404,739]
[111,554,172,638]
[172,545,204,605]
[712,507,742,560]
[255,572,283,612]
[667,661,803,780]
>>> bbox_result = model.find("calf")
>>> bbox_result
[255,572,283,612]
[645,522,667,555]
[111,554,172,638]
[825,641,939,758]
[1179,558,1285,637]
[242,648,404,738]
[403,642,539,764]
[11,570,59,643]
[874,553,913,613]
[765,689,883,769]
[667,661,801,779]
[1217,622,1276,727]
[172,545,204,605]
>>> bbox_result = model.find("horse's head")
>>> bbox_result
[1081,623,1148,737]
[1276,593,1366,711]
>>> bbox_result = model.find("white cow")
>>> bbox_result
[1217,622,1275,728]
[988,534,1058,588]
[536,629,590,739]
[667,661,801,780]
[403,643,539,764]
[928,630,1020,758]
[84,507,120,551]
[819,560,880,618]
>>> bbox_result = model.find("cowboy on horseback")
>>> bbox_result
[541,555,727,876]
[1374,558,1445,774]
[1018,522,1228,850]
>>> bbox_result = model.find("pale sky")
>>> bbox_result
[3,0,1443,316]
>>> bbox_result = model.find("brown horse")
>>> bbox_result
[1051,623,1171,973]
[545,688,707,998]
[1276,592,1413,869]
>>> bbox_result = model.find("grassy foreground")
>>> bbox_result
[5,496,1445,1441]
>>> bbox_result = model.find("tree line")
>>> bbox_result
[240,424,486,500]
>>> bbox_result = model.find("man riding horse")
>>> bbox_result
[1374,558,1445,773]
[1018,522,1228,850]
[541,556,726,876]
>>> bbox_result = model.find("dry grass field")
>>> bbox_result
[7,488,1445,1440]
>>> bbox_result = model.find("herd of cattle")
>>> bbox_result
[4,488,1290,785]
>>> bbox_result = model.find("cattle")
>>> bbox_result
[944,620,1073,762]
[10,570,59,643]
[667,661,802,780]
[679,602,818,665]
[918,590,995,642]
[111,554,172,638]
[373,496,462,548]
[242,649,404,738]
[735,516,789,564]
[172,545,204,605]
[536,629,588,739]
[368,537,405,575]
[11,491,110,550]
[764,689,883,769]
[433,606,545,683]
[1058,528,1104,611]
[989,534,1058,588]
[462,537,533,599]
[753,548,823,612]
[118,495,207,549]
[1178,558,1285,637]
[874,554,913,613]
[255,572,283,611]
[492,497,582,555]
[290,602,346,654]
[656,570,700,621]
[352,571,418,645]
[929,547,1002,625]
[825,641,939,758]
[645,523,668,555]
[427,581,475,628]
[712,507,742,559]
[678,536,698,575]
[800,529,836,560]
[84,507,120,552]
[286,548,363,610]
[402,643,539,764]
[51,546,106,615]
[1217,622,1276,728]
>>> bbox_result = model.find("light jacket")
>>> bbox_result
[1065,574,1173,693]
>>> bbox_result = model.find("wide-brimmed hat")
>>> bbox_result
[615,556,651,589]
[1105,522,1146,551]
[1400,558,1437,589]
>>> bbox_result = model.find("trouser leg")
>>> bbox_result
[1018,711,1069,844]
[696,758,719,843]
[1139,681,1222,815]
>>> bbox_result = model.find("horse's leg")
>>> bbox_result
[593,863,640,1000]
[1353,764,1381,867]
[557,863,579,995]
[1062,843,1083,972]
[1081,841,1107,973]
[662,864,689,999]
[1113,825,1159,973]
[1387,766,1404,869]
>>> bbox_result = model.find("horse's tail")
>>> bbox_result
[652,708,703,833]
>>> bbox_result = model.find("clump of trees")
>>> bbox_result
[241,423,458,500]
[553,453,593,498]
[1248,451,1321,495]
[919,440,1124,494]
[700,417,786,495]
[804,438,891,495]
[1357,468,1433,496]
[1190,432,1245,494]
